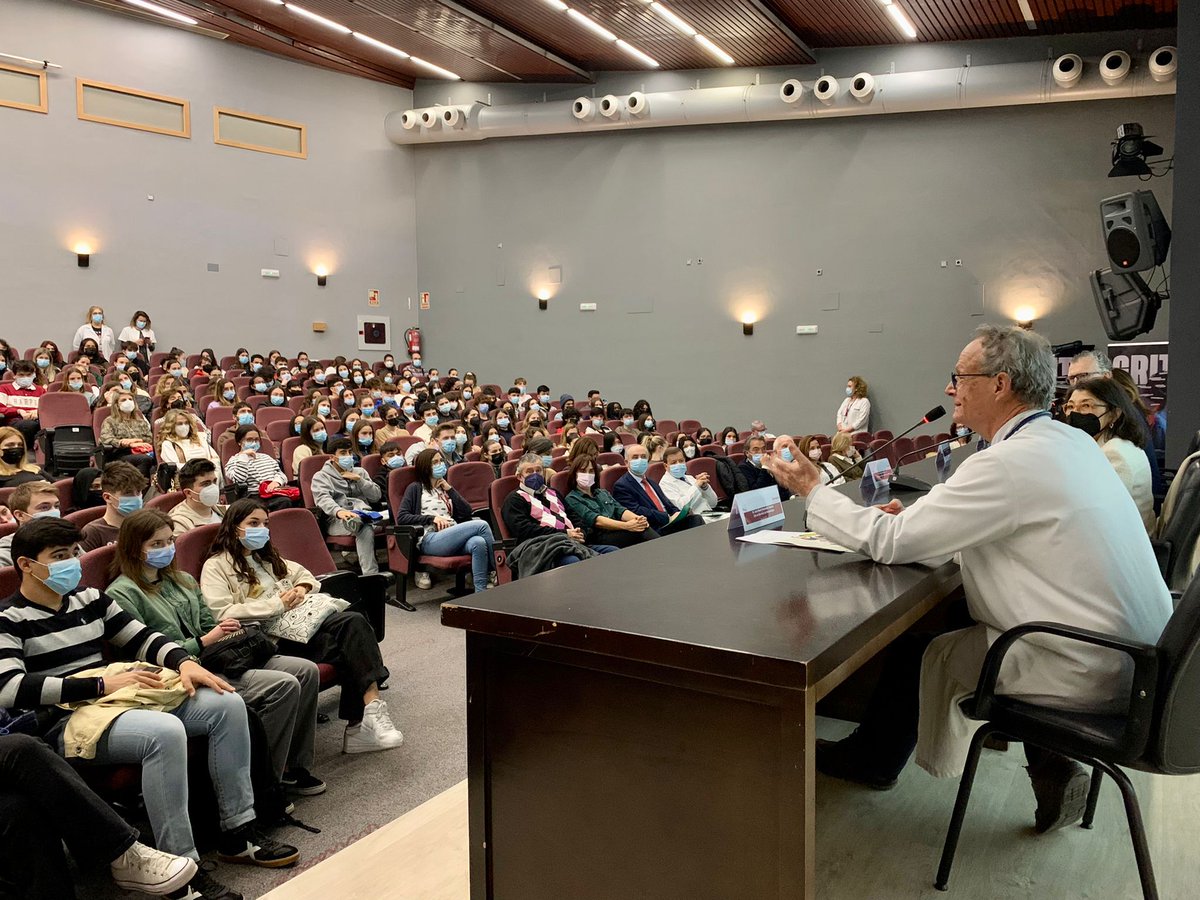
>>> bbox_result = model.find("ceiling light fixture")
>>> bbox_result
[567,8,618,42]
[616,40,659,68]
[544,2,659,69]
[284,3,351,35]
[353,32,411,59]
[123,0,198,26]
[410,56,461,80]
[542,0,569,10]
[695,34,734,66]
[878,0,918,40]
[649,2,695,36]
[648,2,736,65]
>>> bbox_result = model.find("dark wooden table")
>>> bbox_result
[442,457,964,900]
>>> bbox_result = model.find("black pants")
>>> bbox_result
[278,610,386,723]
[0,734,138,900]
[591,526,659,549]
[660,513,704,535]
[846,616,1069,780]
[7,417,39,449]
[105,447,156,479]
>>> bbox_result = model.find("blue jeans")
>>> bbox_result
[419,519,495,592]
[68,688,255,860]
[557,544,618,567]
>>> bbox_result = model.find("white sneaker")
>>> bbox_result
[110,841,197,895]
[343,699,404,754]
[414,571,432,590]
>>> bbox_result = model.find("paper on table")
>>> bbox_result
[735,530,852,553]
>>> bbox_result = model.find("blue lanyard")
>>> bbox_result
[1000,410,1051,442]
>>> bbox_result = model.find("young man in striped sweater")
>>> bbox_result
[0,517,301,900]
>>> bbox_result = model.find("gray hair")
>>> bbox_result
[1070,349,1112,373]
[973,324,1056,410]
[516,452,543,473]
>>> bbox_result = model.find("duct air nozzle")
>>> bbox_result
[599,94,621,118]
[442,107,465,129]
[779,78,805,104]
[1099,50,1131,86]
[572,97,595,120]
[1052,54,1083,88]
[626,92,648,116]
[813,76,839,105]
[1149,46,1177,83]
[850,73,876,102]
[400,110,419,130]
[420,108,441,128]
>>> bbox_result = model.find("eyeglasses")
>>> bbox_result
[949,372,996,389]
[1066,372,1101,385]
[1062,400,1109,415]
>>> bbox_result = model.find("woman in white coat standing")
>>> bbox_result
[71,305,116,361]
[835,375,871,434]
[117,309,156,365]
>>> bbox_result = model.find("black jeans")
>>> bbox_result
[659,513,704,535]
[0,734,138,900]
[278,610,386,723]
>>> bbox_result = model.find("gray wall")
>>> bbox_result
[0,0,416,359]
[411,38,1175,432]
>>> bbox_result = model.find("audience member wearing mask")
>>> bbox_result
[157,411,222,482]
[799,435,844,486]
[59,366,101,408]
[311,439,385,577]
[615,409,638,436]
[80,461,147,552]
[501,453,618,576]
[718,426,740,450]
[208,379,239,411]
[376,407,407,449]
[394,448,495,593]
[0,480,64,566]
[1063,378,1154,532]
[657,446,719,515]
[602,432,626,458]
[0,427,47,488]
[612,444,703,535]
[224,425,286,494]
[828,432,865,481]
[93,389,153,478]
[372,443,407,498]
[482,439,507,478]
[0,360,44,446]
[350,420,378,465]
[412,403,441,443]
[169,459,227,534]
[564,457,656,549]
[695,428,715,446]
[72,305,117,360]
[738,435,792,501]
[836,376,871,434]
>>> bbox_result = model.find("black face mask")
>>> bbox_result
[1,447,25,465]
[1067,412,1103,437]
[171,399,188,410]
[698,436,712,445]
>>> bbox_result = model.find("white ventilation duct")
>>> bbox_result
[1149,46,1177,83]
[400,109,420,130]
[1099,50,1131,86]
[849,72,876,102]
[441,106,469,129]
[385,51,1178,146]
[626,91,648,116]
[1052,53,1083,88]
[419,108,441,129]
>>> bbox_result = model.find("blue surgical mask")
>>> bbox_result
[613,443,625,455]
[337,454,355,470]
[845,387,853,397]
[497,417,510,429]
[645,420,655,430]
[38,557,82,595]
[781,448,794,463]
[539,394,550,404]
[523,472,545,492]
[400,381,411,393]
[16,377,34,389]
[120,380,132,391]
[431,462,448,480]
[136,319,148,329]
[358,435,374,447]
[518,385,527,395]
[438,403,453,415]
[629,458,649,476]
[402,405,415,416]
[311,430,328,443]
[528,401,541,412]
[455,433,468,446]
[463,389,473,399]
[478,403,490,415]
[360,405,375,415]
[314,372,327,383]
[242,441,260,452]
[168,369,182,378]
[223,389,236,401]
[353,375,364,385]
[36,359,50,369]
[237,413,254,426]
[91,314,103,325]
[240,526,270,550]
[114,362,126,371]
[252,363,262,373]
[623,418,634,427]
[538,454,552,468]
[270,396,285,406]
[751,454,763,466]
[441,438,458,454]
[386,455,405,469]
[317,405,330,417]
[669,462,687,479]
[238,355,249,364]
[32,508,62,519]
[145,544,176,569]
[253,383,267,393]
[117,495,143,515]
[373,389,384,398]
[68,380,83,390]
[425,415,440,427]
[293,423,302,434]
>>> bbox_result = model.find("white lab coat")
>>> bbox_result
[1099,436,1155,533]
[72,324,116,360]
[836,396,870,433]
[658,471,719,515]
[805,410,1171,777]
[118,325,157,354]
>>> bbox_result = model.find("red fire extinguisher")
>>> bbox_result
[404,327,422,358]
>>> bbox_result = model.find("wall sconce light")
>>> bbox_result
[536,287,551,311]
[314,265,328,287]
[741,312,756,336]
[1014,306,1036,330]
[74,242,92,268]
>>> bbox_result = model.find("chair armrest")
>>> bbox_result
[390,524,422,562]
[974,621,1159,744]
[315,570,358,601]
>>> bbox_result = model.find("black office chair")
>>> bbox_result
[1153,453,1200,592]
[934,575,1200,900]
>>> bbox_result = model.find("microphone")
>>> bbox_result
[892,432,974,469]
[852,405,947,493]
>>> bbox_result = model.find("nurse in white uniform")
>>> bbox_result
[767,324,1171,832]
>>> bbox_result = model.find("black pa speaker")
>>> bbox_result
[1090,268,1161,341]
[1100,190,1171,272]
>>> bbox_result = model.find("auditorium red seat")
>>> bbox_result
[448,462,494,513]
[64,507,104,529]
[686,457,724,503]
[147,490,185,512]
[175,523,220,580]
[599,465,627,494]
[387,467,472,602]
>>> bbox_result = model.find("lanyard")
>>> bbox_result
[1000,410,1051,442]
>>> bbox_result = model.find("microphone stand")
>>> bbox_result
[889,433,974,492]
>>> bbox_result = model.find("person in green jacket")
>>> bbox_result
[563,456,658,550]
[107,509,326,796]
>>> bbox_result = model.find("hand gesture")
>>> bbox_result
[626,516,648,532]
[764,451,822,498]
[279,586,308,609]
[567,527,585,542]
[433,516,455,531]
[694,472,710,487]
[875,499,905,515]
[102,667,165,694]
[200,619,240,646]
[342,469,361,481]
[178,660,234,697]
[337,509,359,521]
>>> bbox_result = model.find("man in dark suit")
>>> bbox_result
[612,444,703,535]
[738,435,792,501]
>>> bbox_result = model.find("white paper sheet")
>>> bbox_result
[735,530,852,553]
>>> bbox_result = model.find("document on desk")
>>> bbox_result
[736,530,852,553]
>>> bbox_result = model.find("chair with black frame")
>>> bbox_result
[1152,452,1200,593]
[934,573,1200,900]
[386,466,475,612]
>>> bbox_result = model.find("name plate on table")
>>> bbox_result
[860,459,893,504]
[935,441,953,482]
[728,487,785,531]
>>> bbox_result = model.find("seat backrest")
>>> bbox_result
[268,507,336,577]
[686,456,723,501]
[361,453,382,480]
[0,487,14,508]
[658,419,678,434]
[1158,454,1200,592]
[549,456,568,472]
[511,435,525,451]
[599,464,627,494]
[298,454,332,508]
[92,406,112,437]
[596,452,624,467]
[264,419,293,444]
[280,437,304,482]
[38,392,91,429]
[206,405,234,429]
[0,566,18,599]
[256,406,293,430]
[0,521,16,540]
[489,475,520,541]
[386,466,419,514]
[447,461,494,511]
[64,506,105,529]
[54,477,77,514]
[679,419,702,435]
[1151,572,1200,774]
[80,545,117,591]
[550,470,571,497]
[646,462,666,483]
[500,459,520,478]
[175,522,220,580]
[147,490,185,512]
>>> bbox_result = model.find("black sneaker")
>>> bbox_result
[815,738,899,791]
[169,866,244,900]
[217,823,300,868]
[282,768,327,796]
[1028,760,1090,834]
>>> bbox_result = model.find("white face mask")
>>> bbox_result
[118,399,135,414]
[683,446,696,459]
[175,423,191,438]
[808,449,822,460]
[197,483,221,507]
[576,472,595,489]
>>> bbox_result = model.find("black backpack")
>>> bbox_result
[713,456,748,504]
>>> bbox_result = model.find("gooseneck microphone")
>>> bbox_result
[850,405,948,493]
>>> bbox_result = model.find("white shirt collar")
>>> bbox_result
[990,408,1044,443]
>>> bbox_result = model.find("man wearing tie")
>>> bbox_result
[766,324,1171,834]
[612,444,703,536]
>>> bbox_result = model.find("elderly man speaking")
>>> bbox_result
[766,325,1171,833]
